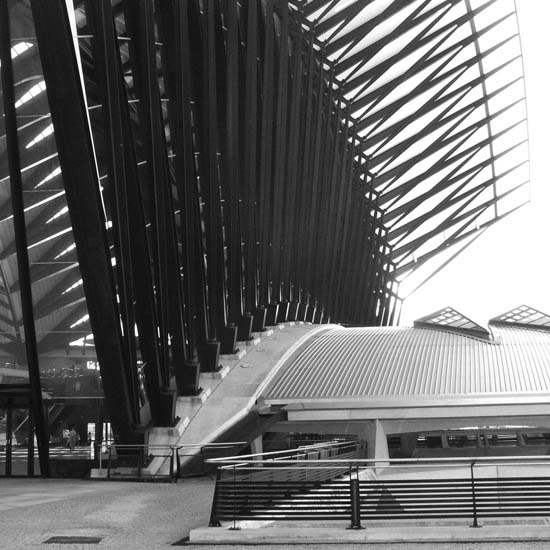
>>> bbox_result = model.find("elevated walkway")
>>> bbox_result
[144,322,337,477]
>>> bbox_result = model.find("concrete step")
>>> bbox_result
[200,365,230,380]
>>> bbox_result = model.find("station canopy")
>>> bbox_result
[0,0,529,358]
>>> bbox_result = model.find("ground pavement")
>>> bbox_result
[1,476,550,549]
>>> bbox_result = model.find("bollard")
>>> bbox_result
[175,447,181,481]
[347,478,364,529]
[107,446,112,479]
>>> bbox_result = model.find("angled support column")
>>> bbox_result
[87,0,164,425]
[30,0,140,441]
[160,0,209,392]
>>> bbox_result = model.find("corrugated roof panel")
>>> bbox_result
[263,325,550,400]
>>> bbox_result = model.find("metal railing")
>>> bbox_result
[103,441,247,482]
[208,440,367,526]
[207,454,550,528]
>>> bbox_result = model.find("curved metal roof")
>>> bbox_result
[262,321,550,401]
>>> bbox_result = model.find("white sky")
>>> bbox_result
[399,1,550,326]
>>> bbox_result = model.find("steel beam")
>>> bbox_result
[30,0,140,441]
[0,0,49,474]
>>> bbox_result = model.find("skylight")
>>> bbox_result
[69,333,94,347]
[489,306,550,330]
[35,166,62,188]
[46,205,69,224]
[414,306,491,339]
[15,80,46,109]
[70,313,89,329]
[54,243,76,260]
[0,41,33,68]
[62,279,83,295]
[25,123,54,149]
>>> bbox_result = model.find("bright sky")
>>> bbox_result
[399,1,550,326]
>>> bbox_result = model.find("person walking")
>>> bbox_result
[68,426,77,451]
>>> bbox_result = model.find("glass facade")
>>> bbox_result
[1,0,103,477]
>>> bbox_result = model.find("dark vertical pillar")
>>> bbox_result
[242,0,259,316]
[306,61,330,310]
[237,314,254,342]
[27,410,34,476]
[294,38,316,312]
[257,0,275,308]
[87,0,162,424]
[252,306,267,333]
[124,1,185,421]
[195,0,227,343]
[160,0,209,391]
[270,3,289,305]
[5,403,12,476]
[94,413,104,461]
[30,0,139,443]
[0,1,50,475]
[285,26,304,311]
[223,0,243,326]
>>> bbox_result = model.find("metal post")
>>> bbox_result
[470,461,480,528]
[169,448,174,481]
[347,475,363,530]
[208,467,222,527]
[27,410,34,476]
[229,464,240,530]
[5,404,12,476]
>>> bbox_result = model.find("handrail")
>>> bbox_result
[207,439,359,463]
[175,442,247,449]
[208,454,550,465]
[102,441,248,481]
[208,453,550,527]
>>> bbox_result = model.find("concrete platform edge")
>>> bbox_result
[188,525,550,545]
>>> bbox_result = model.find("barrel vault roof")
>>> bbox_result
[263,309,550,402]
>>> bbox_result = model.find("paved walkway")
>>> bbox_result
[2,476,550,549]
[0,477,214,549]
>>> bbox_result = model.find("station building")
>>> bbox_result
[0,0,531,476]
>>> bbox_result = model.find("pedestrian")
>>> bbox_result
[68,426,77,451]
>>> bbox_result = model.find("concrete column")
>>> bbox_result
[400,433,418,457]
[250,434,263,462]
[359,420,389,468]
